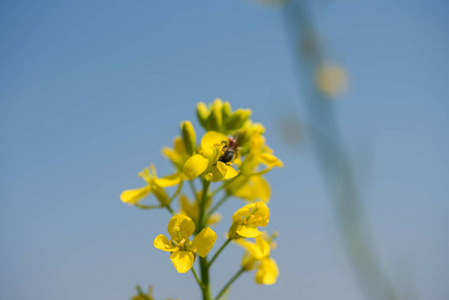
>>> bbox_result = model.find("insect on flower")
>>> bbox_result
[218,136,239,164]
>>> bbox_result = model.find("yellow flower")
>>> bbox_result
[120,164,182,206]
[154,215,217,273]
[179,193,221,227]
[226,175,270,203]
[162,136,190,171]
[242,132,283,173]
[229,202,270,238]
[235,233,279,285]
[182,131,238,182]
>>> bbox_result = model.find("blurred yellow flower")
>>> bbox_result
[121,164,182,206]
[235,233,279,285]
[154,215,217,273]
[229,202,270,238]
[315,62,348,97]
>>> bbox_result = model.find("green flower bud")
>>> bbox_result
[225,108,252,131]
[222,101,232,124]
[180,121,196,155]
[228,221,242,240]
[196,102,210,129]
[208,104,222,131]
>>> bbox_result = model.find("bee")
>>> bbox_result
[218,136,239,164]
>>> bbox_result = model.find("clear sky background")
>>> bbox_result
[1,1,448,299]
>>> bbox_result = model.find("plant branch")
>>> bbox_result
[215,267,245,300]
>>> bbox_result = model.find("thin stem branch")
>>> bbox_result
[198,180,211,230]
[215,267,245,300]
[189,180,198,200]
[165,205,175,216]
[134,204,161,210]
[169,180,184,202]
[208,238,231,268]
[210,176,239,198]
[209,193,230,215]
[191,266,204,290]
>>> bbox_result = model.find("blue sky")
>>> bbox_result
[1,1,448,299]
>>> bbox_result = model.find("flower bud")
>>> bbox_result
[222,101,232,124]
[241,252,258,271]
[196,102,210,129]
[225,108,252,131]
[228,221,242,240]
[208,103,223,131]
[180,121,196,155]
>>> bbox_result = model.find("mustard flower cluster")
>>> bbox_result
[121,99,282,300]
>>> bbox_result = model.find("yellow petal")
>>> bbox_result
[251,202,270,227]
[236,225,262,238]
[154,173,182,187]
[255,235,270,257]
[255,257,279,285]
[200,131,228,157]
[234,238,265,259]
[224,165,238,179]
[179,195,198,222]
[259,153,283,168]
[207,213,222,226]
[138,168,152,183]
[252,176,270,202]
[162,147,183,168]
[183,154,209,180]
[154,234,179,252]
[170,251,195,273]
[232,202,255,222]
[216,161,228,177]
[232,202,270,227]
[120,186,151,205]
[191,227,217,257]
[167,215,195,240]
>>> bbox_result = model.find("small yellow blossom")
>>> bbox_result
[226,175,271,203]
[162,137,190,171]
[243,131,283,172]
[121,165,182,206]
[154,215,217,273]
[182,131,238,182]
[229,202,270,238]
[235,233,279,285]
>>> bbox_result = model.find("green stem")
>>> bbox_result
[208,238,231,268]
[198,179,212,300]
[134,204,161,210]
[191,266,204,290]
[189,180,198,199]
[169,180,184,202]
[215,267,245,300]
[165,205,175,216]
[198,180,211,230]
[209,193,230,215]
[200,255,212,300]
